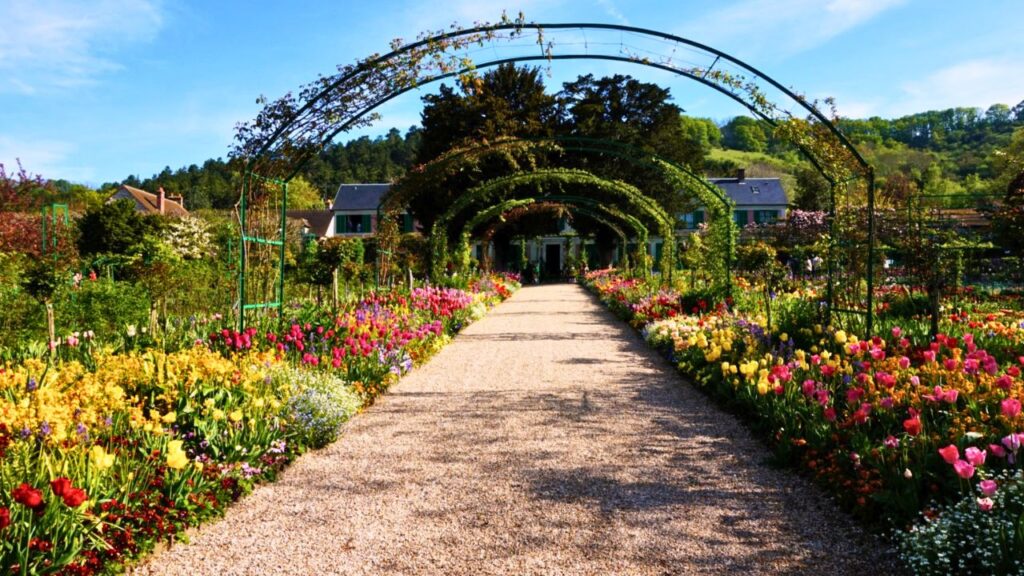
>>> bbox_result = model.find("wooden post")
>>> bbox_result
[407,268,413,292]
[46,303,56,360]
[332,268,339,310]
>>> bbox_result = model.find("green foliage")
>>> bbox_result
[285,176,325,209]
[164,215,215,260]
[55,276,150,336]
[721,116,770,152]
[77,200,166,257]
[278,366,362,450]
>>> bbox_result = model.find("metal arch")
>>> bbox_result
[248,23,869,178]
[240,21,876,330]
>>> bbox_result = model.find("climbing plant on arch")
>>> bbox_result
[428,169,674,280]
[380,135,736,289]
[232,16,876,329]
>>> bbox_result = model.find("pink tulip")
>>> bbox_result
[923,350,936,363]
[979,479,998,496]
[943,389,959,404]
[883,435,900,449]
[1002,398,1022,419]
[953,460,975,479]
[977,497,994,511]
[938,444,960,464]
[944,358,958,371]
[996,375,1014,390]
[898,356,911,369]
[891,327,902,339]
[964,447,986,466]
[989,443,1007,458]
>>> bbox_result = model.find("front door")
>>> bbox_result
[545,243,561,279]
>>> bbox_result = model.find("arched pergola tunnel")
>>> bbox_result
[455,196,655,275]
[378,135,737,290]
[232,17,876,331]
[429,169,674,280]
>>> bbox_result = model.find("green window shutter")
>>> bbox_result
[336,215,347,233]
[403,213,413,233]
[694,210,705,225]
[361,214,372,233]
[734,210,747,227]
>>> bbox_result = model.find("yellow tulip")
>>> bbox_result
[228,409,243,423]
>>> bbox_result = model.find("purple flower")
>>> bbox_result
[39,421,52,437]
[25,378,37,392]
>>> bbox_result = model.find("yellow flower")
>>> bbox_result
[780,333,789,342]
[212,409,225,421]
[834,330,847,345]
[253,398,265,409]
[90,445,115,470]
[228,409,243,423]
[166,440,188,470]
[161,411,176,424]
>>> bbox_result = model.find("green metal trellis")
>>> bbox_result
[237,173,288,331]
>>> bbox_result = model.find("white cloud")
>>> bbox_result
[894,58,1024,115]
[0,0,164,93]
[0,135,77,179]
[678,0,908,60]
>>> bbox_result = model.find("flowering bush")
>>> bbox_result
[0,275,518,574]
[282,367,362,449]
[584,270,1024,574]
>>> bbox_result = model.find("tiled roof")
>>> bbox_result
[286,210,334,237]
[113,185,189,217]
[708,177,788,206]
[331,183,391,211]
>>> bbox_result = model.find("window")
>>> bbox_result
[733,210,748,227]
[680,210,705,229]
[750,185,760,194]
[336,214,371,234]
[753,210,779,224]
[396,213,414,233]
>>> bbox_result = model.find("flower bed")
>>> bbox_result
[0,274,518,575]
[582,269,1024,575]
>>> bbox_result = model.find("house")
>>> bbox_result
[285,210,336,239]
[108,185,189,217]
[330,183,416,236]
[679,169,788,231]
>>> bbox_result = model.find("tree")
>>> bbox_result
[678,116,721,168]
[556,74,700,215]
[77,200,164,257]
[285,176,326,209]
[792,165,831,211]
[418,63,557,162]
[721,116,769,152]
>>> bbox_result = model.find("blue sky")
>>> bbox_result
[1,0,1022,186]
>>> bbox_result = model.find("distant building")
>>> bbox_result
[108,185,189,217]
[329,183,416,236]
[679,169,788,231]
[285,210,336,239]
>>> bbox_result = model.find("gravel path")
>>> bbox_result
[134,283,899,576]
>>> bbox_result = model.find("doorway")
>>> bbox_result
[545,243,561,279]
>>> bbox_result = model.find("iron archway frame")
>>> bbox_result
[235,20,876,331]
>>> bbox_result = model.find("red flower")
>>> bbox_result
[903,413,922,436]
[0,507,10,530]
[50,477,72,497]
[12,483,43,509]
[61,487,88,508]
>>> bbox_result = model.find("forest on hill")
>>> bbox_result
[11,66,1024,215]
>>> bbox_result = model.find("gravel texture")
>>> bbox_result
[133,283,899,576]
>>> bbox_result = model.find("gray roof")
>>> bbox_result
[286,210,334,237]
[707,177,788,206]
[331,183,391,211]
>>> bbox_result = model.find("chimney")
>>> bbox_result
[157,186,165,214]
[168,194,184,209]
[736,168,746,182]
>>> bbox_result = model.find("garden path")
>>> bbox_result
[134,283,897,576]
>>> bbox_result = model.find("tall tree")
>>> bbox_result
[417,63,557,163]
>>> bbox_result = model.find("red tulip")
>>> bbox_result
[938,444,960,465]
[12,483,43,509]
